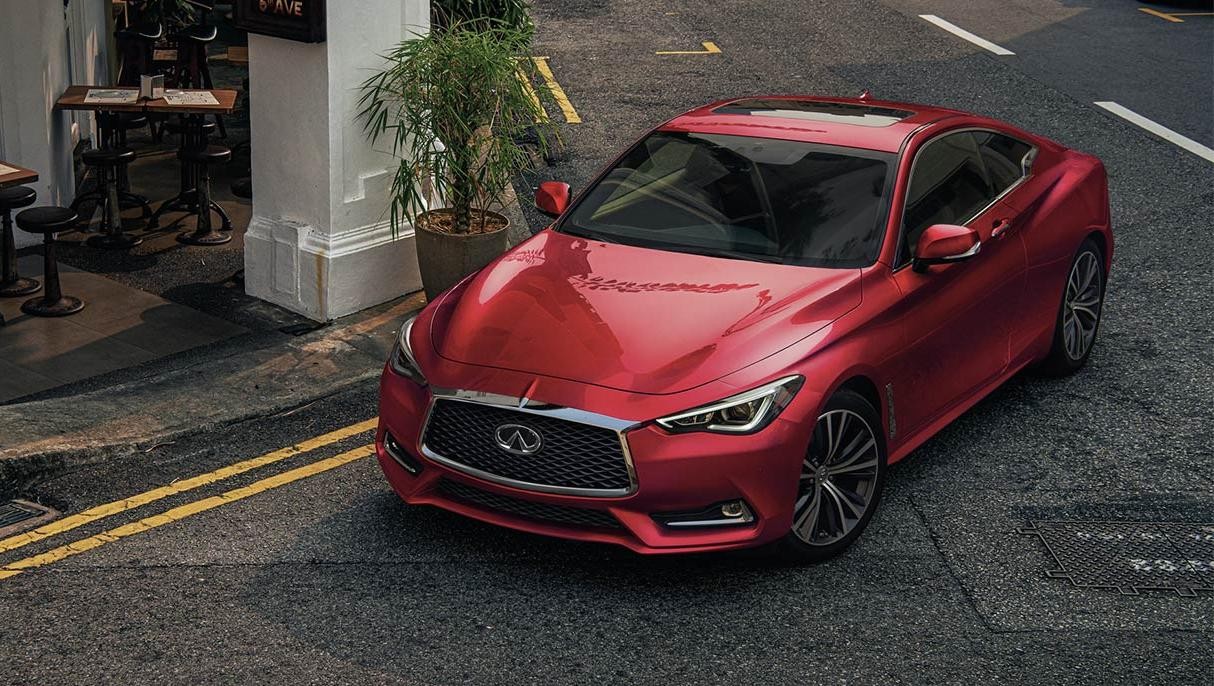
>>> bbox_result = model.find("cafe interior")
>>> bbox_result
[0,1,293,402]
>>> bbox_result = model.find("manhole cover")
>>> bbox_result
[1021,521,1214,597]
[0,500,50,529]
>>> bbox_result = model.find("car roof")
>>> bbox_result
[660,95,971,153]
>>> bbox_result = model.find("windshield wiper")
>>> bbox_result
[560,225,620,244]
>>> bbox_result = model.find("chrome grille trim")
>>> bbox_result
[418,387,640,498]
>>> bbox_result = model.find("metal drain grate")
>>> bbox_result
[1020,521,1214,597]
[0,501,47,529]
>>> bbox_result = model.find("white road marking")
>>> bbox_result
[1094,101,1214,163]
[918,14,1015,56]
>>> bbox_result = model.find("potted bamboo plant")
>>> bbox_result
[359,22,551,299]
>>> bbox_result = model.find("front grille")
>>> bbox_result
[438,479,622,529]
[422,399,632,493]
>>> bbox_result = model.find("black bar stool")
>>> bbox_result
[174,19,226,137]
[177,144,233,245]
[147,117,216,229]
[115,22,164,87]
[16,207,84,317]
[0,186,41,297]
[102,112,154,197]
[71,148,148,249]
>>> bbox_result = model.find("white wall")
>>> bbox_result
[0,0,109,248]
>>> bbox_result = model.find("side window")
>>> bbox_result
[973,131,1034,195]
[899,132,993,265]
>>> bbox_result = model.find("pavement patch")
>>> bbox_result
[1020,520,1214,597]
[910,488,1214,631]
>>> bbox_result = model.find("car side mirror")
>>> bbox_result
[912,224,981,273]
[535,181,571,218]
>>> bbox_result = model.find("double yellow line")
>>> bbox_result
[518,56,582,124]
[0,418,379,580]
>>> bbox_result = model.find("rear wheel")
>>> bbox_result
[775,389,887,563]
[1040,239,1105,376]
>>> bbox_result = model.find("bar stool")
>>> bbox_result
[174,20,226,137]
[177,144,233,246]
[115,22,164,87]
[93,112,155,209]
[16,207,83,317]
[105,113,153,192]
[148,118,217,229]
[72,148,148,249]
[0,186,41,297]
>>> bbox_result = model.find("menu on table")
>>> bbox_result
[0,163,20,177]
[162,90,220,107]
[83,88,140,104]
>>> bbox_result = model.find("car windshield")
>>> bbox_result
[559,131,894,267]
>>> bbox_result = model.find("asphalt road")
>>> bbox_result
[4,0,1213,683]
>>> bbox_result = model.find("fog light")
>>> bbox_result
[384,432,422,475]
[652,500,755,528]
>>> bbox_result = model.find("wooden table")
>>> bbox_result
[55,86,239,116]
[144,89,239,116]
[0,161,38,190]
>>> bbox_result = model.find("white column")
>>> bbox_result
[244,1,428,322]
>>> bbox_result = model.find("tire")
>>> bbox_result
[1039,238,1106,377]
[774,389,888,564]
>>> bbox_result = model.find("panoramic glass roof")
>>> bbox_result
[713,99,914,127]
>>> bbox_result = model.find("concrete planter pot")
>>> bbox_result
[415,209,511,300]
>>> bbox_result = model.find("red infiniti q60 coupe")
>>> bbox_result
[376,96,1112,561]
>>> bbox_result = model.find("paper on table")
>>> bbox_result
[162,90,220,107]
[83,88,140,104]
[0,163,20,176]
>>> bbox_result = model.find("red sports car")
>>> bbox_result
[376,96,1112,561]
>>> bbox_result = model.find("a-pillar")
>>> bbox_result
[243,1,430,321]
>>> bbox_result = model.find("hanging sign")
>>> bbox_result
[233,0,326,43]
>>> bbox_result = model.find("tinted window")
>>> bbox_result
[899,132,994,265]
[560,132,894,268]
[974,131,1033,194]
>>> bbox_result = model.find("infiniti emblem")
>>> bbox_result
[494,424,543,455]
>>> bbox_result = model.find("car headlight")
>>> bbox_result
[655,376,803,434]
[389,315,427,385]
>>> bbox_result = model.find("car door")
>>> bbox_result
[971,129,1039,358]
[886,130,1027,437]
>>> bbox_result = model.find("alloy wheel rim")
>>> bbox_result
[792,409,881,546]
[1062,251,1102,361]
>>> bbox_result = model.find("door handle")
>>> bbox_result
[991,219,1012,239]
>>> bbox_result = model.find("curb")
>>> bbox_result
[0,292,424,496]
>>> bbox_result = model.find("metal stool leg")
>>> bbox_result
[22,234,84,316]
[87,165,142,249]
[178,161,230,246]
[0,209,41,297]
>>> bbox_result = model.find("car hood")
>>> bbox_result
[432,231,862,394]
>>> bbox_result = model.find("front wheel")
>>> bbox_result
[1040,238,1106,376]
[774,389,888,563]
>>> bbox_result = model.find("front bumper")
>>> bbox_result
[376,367,816,555]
